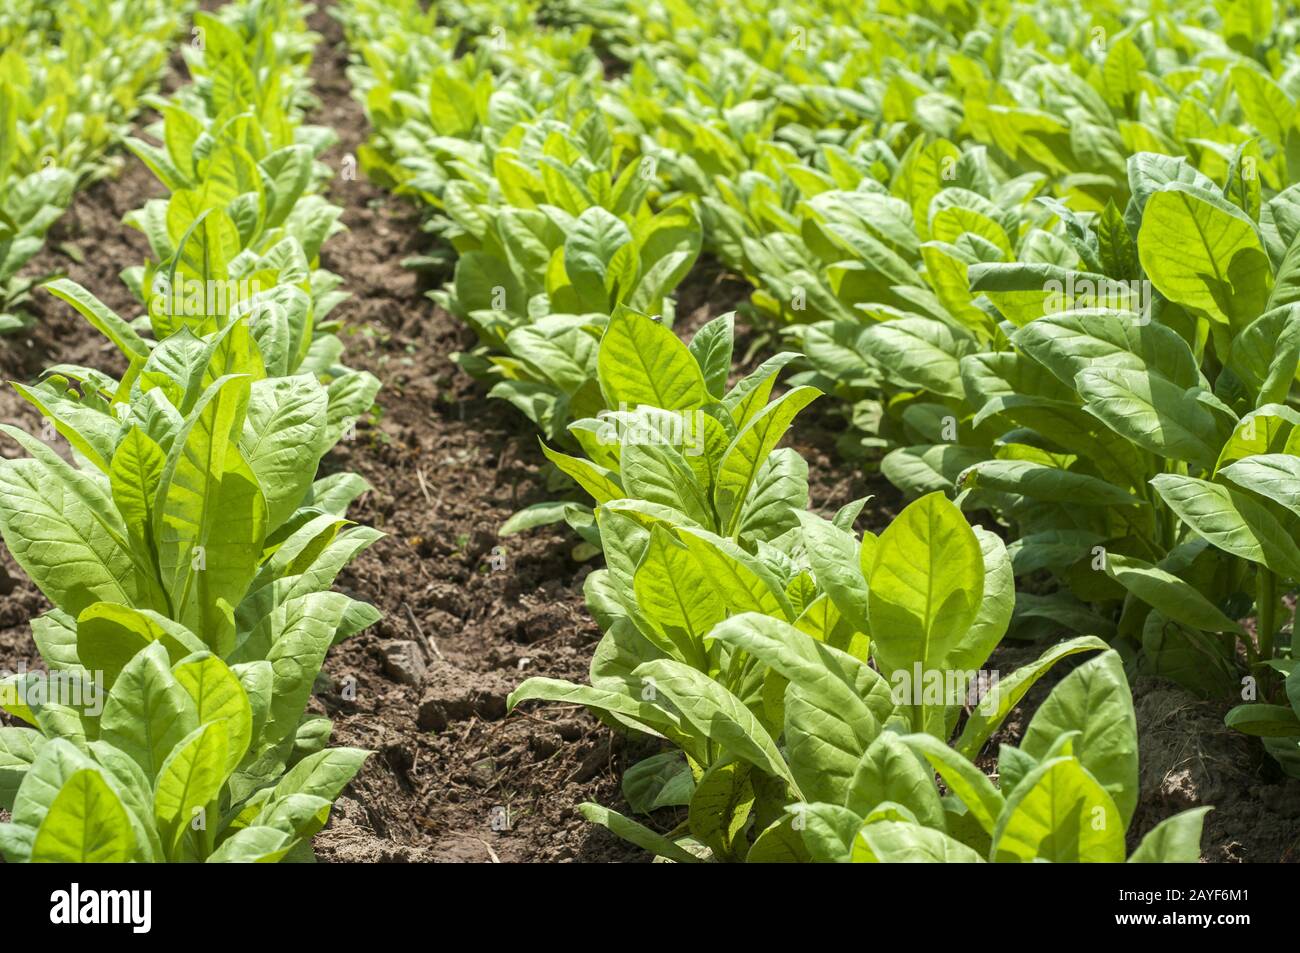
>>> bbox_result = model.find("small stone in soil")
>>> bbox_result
[468,758,496,788]
[379,639,427,686]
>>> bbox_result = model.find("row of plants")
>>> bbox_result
[561,0,1300,772]
[335,0,703,450]
[509,310,1208,861]
[0,0,191,332]
[0,0,381,862]
[331,0,1229,860]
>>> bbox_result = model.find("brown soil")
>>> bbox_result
[1128,679,1300,862]
[0,2,1296,865]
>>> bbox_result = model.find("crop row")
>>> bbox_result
[0,0,381,862]
[328,0,1275,861]
[0,0,190,332]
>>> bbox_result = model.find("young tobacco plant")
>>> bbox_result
[339,1,699,441]
[953,152,1300,743]
[0,316,380,659]
[435,98,702,440]
[798,645,1211,863]
[506,312,1186,861]
[0,641,368,863]
[117,3,352,361]
[0,314,380,816]
[39,0,380,438]
[0,0,189,332]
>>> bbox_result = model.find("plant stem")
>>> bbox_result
[1258,570,1278,692]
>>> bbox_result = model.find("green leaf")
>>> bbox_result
[499,500,576,536]
[1074,366,1225,471]
[507,677,684,739]
[1224,703,1300,736]
[844,732,945,828]
[239,376,329,530]
[577,803,699,863]
[156,374,265,652]
[960,459,1140,506]
[746,814,810,862]
[991,756,1125,863]
[540,442,623,504]
[853,819,985,862]
[794,511,870,635]
[955,636,1108,759]
[173,653,253,774]
[1128,807,1212,862]
[598,310,708,411]
[0,456,137,617]
[792,802,861,862]
[43,279,152,360]
[1137,185,1271,330]
[566,207,632,311]
[688,759,754,859]
[101,643,198,779]
[688,312,735,399]
[1020,651,1139,826]
[634,658,799,795]
[868,492,983,683]
[715,385,820,536]
[1103,553,1241,633]
[859,318,972,399]
[30,769,134,863]
[153,721,230,856]
[900,733,1005,835]
[633,526,724,664]
[623,752,693,814]
[1152,474,1300,577]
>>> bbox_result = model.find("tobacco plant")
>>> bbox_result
[0,0,380,863]
[0,0,190,331]
[507,313,1198,861]
[0,642,367,862]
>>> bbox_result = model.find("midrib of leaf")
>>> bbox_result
[1178,190,1227,287]
[22,470,136,606]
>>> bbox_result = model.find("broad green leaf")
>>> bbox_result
[598,310,708,411]
[240,376,328,530]
[992,756,1125,863]
[634,658,799,794]
[1128,807,1212,862]
[100,643,198,779]
[868,493,983,682]
[955,636,1108,759]
[853,819,985,863]
[30,769,134,863]
[844,732,945,828]
[1103,553,1241,633]
[153,721,230,855]
[1020,651,1138,825]
[688,759,753,859]
[1152,474,1300,577]
[1137,185,1271,330]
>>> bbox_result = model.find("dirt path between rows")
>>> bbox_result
[301,4,902,861]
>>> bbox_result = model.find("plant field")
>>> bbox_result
[1,0,1299,870]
